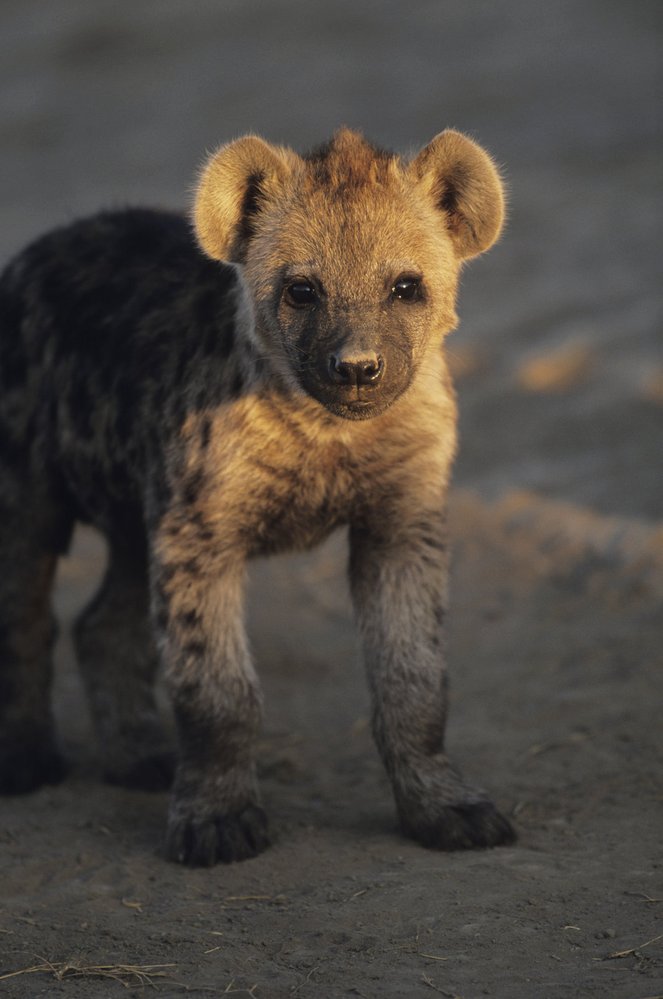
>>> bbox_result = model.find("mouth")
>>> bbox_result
[322,397,386,420]
[298,377,403,420]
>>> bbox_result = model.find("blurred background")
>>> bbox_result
[1,0,661,515]
[1,8,661,994]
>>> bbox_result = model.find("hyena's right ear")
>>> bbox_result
[193,136,297,262]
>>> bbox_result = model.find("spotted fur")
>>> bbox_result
[0,129,514,864]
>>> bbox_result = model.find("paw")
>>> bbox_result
[0,740,67,795]
[402,800,516,851]
[165,803,270,866]
[104,751,175,791]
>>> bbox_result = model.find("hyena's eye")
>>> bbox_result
[391,275,422,303]
[284,280,318,308]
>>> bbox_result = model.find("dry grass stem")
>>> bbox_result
[625,891,662,904]
[421,973,461,997]
[291,965,319,996]
[525,731,589,758]
[0,958,177,987]
[121,898,144,912]
[604,933,663,960]
[224,894,282,903]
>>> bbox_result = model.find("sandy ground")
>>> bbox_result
[0,1,661,997]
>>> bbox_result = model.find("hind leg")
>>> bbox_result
[74,536,174,789]
[0,526,66,794]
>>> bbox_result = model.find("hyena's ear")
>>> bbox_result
[410,130,505,260]
[193,136,297,262]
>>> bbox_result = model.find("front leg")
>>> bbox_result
[349,504,515,850]
[152,540,269,867]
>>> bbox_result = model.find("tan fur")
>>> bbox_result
[410,129,505,258]
[0,127,512,861]
[151,128,513,862]
[194,136,300,261]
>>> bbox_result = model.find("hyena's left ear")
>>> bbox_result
[410,130,505,260]
[194,136,298,262]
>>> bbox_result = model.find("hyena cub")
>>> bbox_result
[0,128,515,865]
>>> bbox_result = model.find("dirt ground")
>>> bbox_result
[0,2,661,997]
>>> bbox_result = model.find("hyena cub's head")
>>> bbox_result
[194,128,504,420]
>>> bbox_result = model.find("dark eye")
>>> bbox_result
[284,280,317,308]
[391,275,422,303]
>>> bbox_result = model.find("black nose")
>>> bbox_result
[328,352,384,387]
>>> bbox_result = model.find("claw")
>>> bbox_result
[166,804,270,866]
[402,800,516,851]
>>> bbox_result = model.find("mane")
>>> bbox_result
[302,128,397,190]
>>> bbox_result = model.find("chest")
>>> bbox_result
[232,429,362,556]
[177,388,453,560]
[185,401,368,557]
